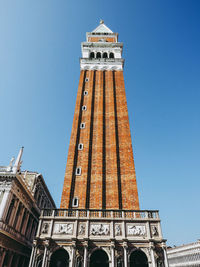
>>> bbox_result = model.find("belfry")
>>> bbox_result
[29,21,169,267]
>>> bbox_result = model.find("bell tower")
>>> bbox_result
[61,20,139,211]
[30,21,169,267]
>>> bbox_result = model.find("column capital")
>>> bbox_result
[149,242,155,249]
[83,240,88,248]
[110,240,115,248]
[44,239,50,247]
[123,241,128,249]
[161,241,167,249]
[71,240,76,248]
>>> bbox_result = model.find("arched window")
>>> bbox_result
[90,249,109,267]
[129,250,149,267]
[50,249,69,267]
[72,197,79,207]
[103,52,108,58]
[5,199,15,224]
[13,203,22,229]
[110,52,114,58]
[96,52,101,59]
[76,167,81,175]
[90,52,95,59]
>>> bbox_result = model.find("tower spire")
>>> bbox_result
[13,146,24,173]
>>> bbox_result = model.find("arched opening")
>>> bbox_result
[110,52,114,58]
[36,255,43,267]
[76,256,83,267]
[49,249,69,267]
[130,250,149,267]
[90,249,109,267]
[96,52,101,59]
[90,52,94,59]
[103,52,108,58]
[117,257,123,267]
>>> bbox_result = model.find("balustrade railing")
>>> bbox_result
[41,209,159,220]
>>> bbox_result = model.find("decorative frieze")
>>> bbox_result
[90,223,110,236]
[53,223,73,235]
[127,224,146,236]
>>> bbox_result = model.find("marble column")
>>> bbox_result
[71,241,76,267]
[42,242,48,267]
[150,243,156,267]
[83,242,88,267]
[162,244,169,267]
[111,241,115,267]
[0,191,11,221]
[123,242,128,267]
[28,242,36,267]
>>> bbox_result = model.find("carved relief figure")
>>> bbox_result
[152,225,159,236]
[90,224,110,235]
[54,223,73,234]
[79,224,85,235]
[115,224,121,236]
[41,223,49,234]
[127,225,146,236]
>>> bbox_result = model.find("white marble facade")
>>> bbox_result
[28,209,169,267]
[0,148,55,267]
[167,241,200,267]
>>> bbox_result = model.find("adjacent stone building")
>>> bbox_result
[167,241,200,267]
[29,21,169,267]
[0,147,55,267]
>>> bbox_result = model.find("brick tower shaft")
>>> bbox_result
[61,22,139,210]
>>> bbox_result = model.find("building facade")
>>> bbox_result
[29,21,169,267]
[0,147,55,267]
[167,241,200,267]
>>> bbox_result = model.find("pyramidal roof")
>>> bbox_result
[92,20,113,33]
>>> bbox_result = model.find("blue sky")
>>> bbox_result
[0,0,200,246]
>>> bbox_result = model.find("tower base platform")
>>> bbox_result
[29,209,169,267]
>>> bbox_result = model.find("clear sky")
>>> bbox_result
[0,0,200,246]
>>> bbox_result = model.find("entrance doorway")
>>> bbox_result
[49,249,69,267]
[90,249,109,267]
[129,250,149,267]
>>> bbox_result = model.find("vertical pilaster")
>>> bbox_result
[83,241,88,267]
[42,242,48,267]
[85,71,96,209]
[0,190,11,220]
[150,242,156,267]
[90,70,103,209]
[162,243,169,267]
[123,242,128,267]
[60,70,86,208]
[111,241,115,267]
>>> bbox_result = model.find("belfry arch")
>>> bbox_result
[129,249,149,267]
[49,248,69,267]
[90,249,109,267]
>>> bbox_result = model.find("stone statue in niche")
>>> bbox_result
[115,224,121,236]
[127,225,146,236]
[79,224,85,235]
[41,223,49,234]
[152,225,159,236]
[54,223,73,234]
[90,224,110,235]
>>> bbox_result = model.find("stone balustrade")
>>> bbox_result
[41,209,159,220]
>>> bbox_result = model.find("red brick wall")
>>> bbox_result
[60,70,139,210]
